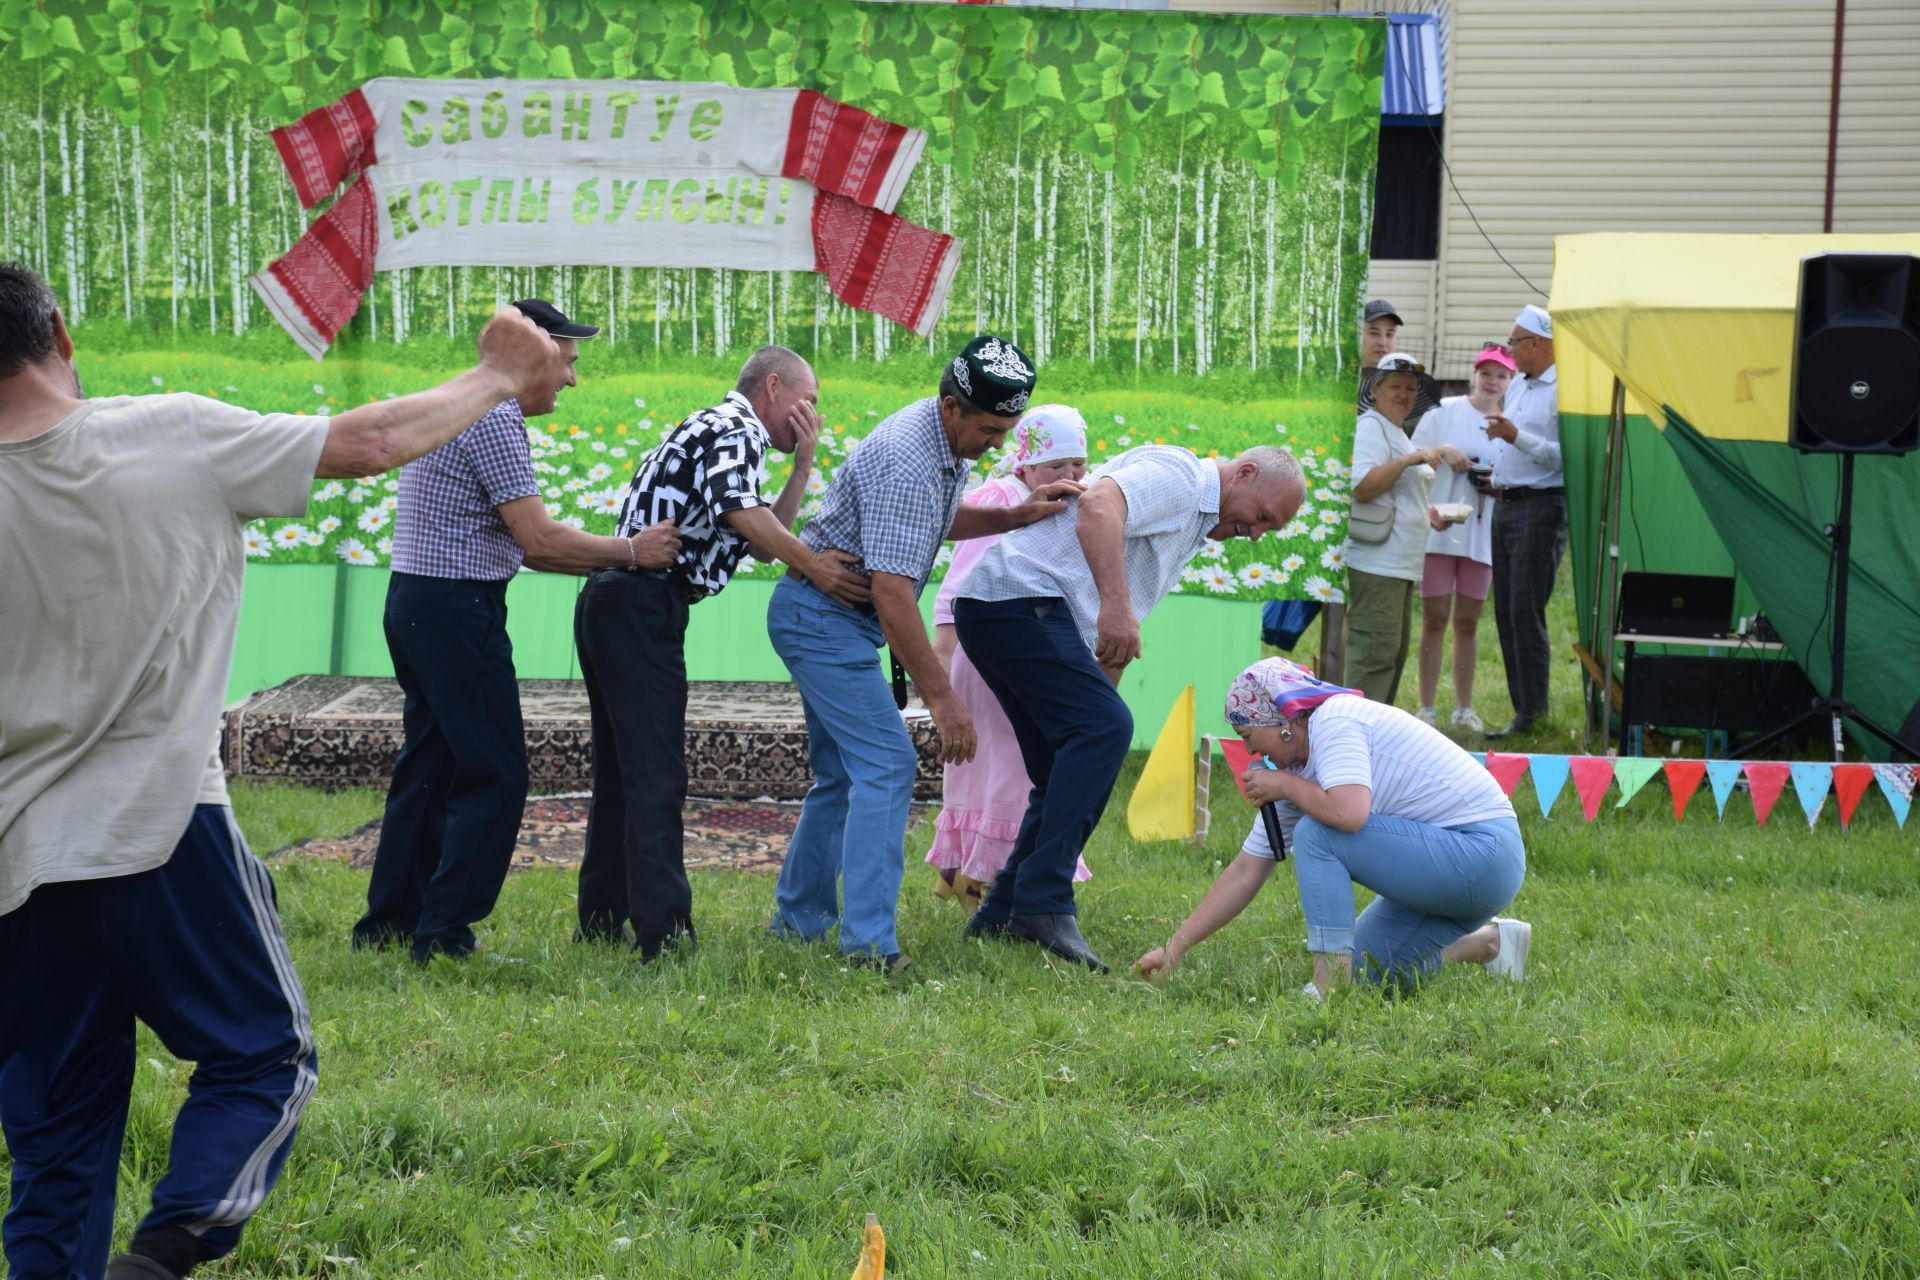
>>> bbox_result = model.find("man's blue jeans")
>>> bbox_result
[767,576,917,957]
[953,596,1133,921]
[1292,813,1525,984]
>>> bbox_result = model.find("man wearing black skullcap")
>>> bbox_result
[766,336,1082,974]
[352,299,681,963]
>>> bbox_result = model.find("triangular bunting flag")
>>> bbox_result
[1743,762,1791,827]
[1528,754,1571,818]
[1789,761,1832,829]
[1706,760,1744,819]
[1664,760,1707,820]
[1613,758,1663,808]
[1129,686,1197,841]
[1468,752,1487,768]
[1872,764,1913,829]
[1485,751,1531,797]
[1218,736,1258,802]
[1569,757,1615,821]
[1832,764,1874,830]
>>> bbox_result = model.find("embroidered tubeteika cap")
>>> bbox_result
[949,334,1038,417]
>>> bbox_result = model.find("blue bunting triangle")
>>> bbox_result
[1873,764,1913,829]
[1528,754,1571,818]
[1789,762,1832,829]
[1705,760,1744,820]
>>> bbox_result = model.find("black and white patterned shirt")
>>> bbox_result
[613,390,770,600]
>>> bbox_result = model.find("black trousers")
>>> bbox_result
[355,573,528,960]
[1490,491,1568,723]
[575,569,694,956]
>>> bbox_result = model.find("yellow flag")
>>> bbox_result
[1127,684,1195,842]
[848,1214,885,1280]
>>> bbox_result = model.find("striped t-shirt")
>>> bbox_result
[1242,695,1514,858]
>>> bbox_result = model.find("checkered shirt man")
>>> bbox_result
[389,399,539,580]
[955,444,1221,645]
[798,395,969,596]
[613,390,771,600]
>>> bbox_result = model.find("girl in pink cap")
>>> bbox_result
[927,405,1092,908]
[1409,341,1516,734]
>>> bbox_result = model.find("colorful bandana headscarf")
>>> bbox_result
[1223,658,1361,728]
[996,403,1088,476]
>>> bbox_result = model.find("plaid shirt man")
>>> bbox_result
[956,445,1220,646]
[613,390,770,600]
[798,395,969,596]
[390,399,539,580]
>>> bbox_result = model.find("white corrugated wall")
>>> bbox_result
[1430,0,1920,376]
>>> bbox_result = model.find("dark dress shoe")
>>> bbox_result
[1007,913,1108,973]
[1483,717,1535,740]
[963,913,1007,939]
[107,1255,181,1280]
[572,921,637,946]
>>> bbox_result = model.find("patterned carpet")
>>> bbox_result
[275,795,933,874]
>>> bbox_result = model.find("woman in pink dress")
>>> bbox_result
[928,405,1091,908]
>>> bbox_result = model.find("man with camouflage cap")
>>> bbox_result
[766,335,1082,974]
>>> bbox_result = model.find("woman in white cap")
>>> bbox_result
[1135,658,1531,998]
[927,405,1092,907]
[1343,352,1440,705]
[1409,342,1516,733]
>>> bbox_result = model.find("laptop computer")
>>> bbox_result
[1617,572,1737,640]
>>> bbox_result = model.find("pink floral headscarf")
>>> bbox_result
[1223,658,1361,728]
[995,403,1088,475]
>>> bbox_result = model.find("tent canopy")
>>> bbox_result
[1550,233,1920,760]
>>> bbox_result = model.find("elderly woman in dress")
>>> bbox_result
[1136,658,1532,997]
[927,405,1093,908]
[1344,353,1440,706]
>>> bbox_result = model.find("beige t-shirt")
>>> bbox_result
[1,394,329,916]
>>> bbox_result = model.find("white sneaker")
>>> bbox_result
[1300,981,1324,1005]
[1416,707,1438,726]
[1451,707,1486,734]
[1482,917,1531,982]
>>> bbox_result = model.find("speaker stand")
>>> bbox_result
[1736,453,1918,762]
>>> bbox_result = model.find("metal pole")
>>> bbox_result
[1596,379,1628,756]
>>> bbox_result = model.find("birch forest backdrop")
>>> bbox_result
[0,0,1384,602]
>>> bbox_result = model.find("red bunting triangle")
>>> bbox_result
[1569,756,1615,821]
[1484,751,1531,797]
[1833,764,1875,829]
[1663,759,1707,821]
[1743,761,1790,826]
[1218,737,1258,801]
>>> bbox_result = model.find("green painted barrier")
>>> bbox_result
[229,566,1260,750]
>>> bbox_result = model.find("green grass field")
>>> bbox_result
[32,576,1913,1279]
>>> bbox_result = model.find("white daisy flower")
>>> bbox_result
[1116,435,1132,446]
[1181,566,1207,584]
[356,509,389,534]
[151,375,163,386]
[1317,509,1342,525]
[272,524,309,548]
[933,545,954,570]
[545,485,562,499]
[315,405,330,417]
[1201,538,1226,560]
[545,502,563,518]
[1238,563,1276,588]
[1114,414,1126,424]
[591,441,607,453]
[1202,566,1237,594]
[1313,487,1335,502]
[1186,423,1199,431]
[634,398,647,408]
[315,517,340,536]
[1281,521,1309,540]
[1305,575,1336,602]
[1309,525,1330,542]
[1328,477,1348,493]
[348,485,368,503]
[564,478,589,493]
[588,463,613,482]
[806,471,828,495]
[1273,423,1288,435]
[383,479,399,492]
[316,481,345,501]
[1324,458,1349,477]
[380,496,398,514]
[303,532,324,546]
[562,515,586,530]
[311,384,325,395]
[637,419,653,432]
[336,538,376,566]
[1271,570,1291,588]
[1321,546,1346,570]
[376,537,393,556]
[242,527,271,558]
[1283,553,1306,573]
[610,447,628,459]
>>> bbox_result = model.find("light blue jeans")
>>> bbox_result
[1291,813,1525,985]
[766,576,917,957]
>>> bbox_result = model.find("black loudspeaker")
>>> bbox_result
[1790,253,1920,454]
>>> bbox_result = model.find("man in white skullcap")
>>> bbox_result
[1480,303,1562,738]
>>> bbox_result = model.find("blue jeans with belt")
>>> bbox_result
[1291,813,1525,984]
[767,575,917,957]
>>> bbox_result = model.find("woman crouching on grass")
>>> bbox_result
[1135,658,1532,999]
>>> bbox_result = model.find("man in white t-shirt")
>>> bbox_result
[0,263,561,1280]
